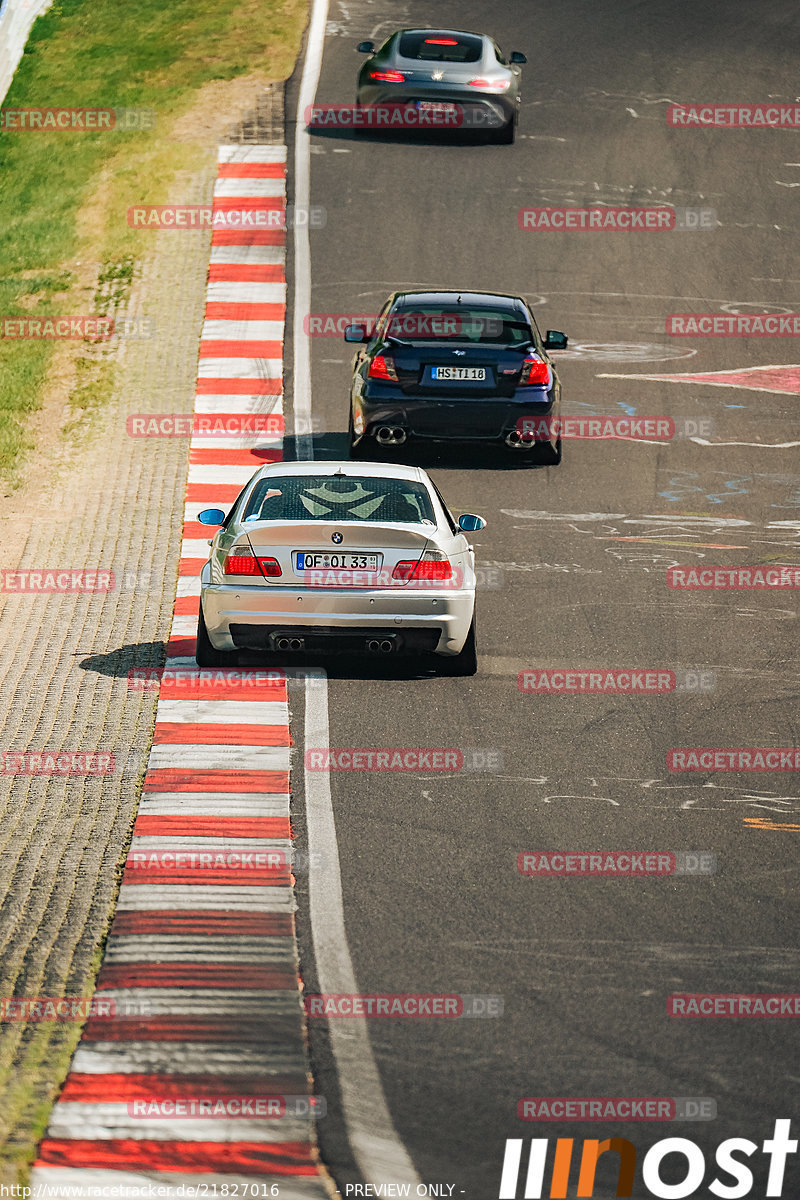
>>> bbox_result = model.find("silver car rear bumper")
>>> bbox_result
[200,573,475,656]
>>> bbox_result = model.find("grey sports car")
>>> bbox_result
[355,28,527,143]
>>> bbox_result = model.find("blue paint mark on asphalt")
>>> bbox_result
[657,471,752,504]
[658,470,800,507]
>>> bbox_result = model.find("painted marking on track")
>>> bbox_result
[598,363,800,396]
[597,537,749,548]
[743,818,800,832]
[689,438,800,449]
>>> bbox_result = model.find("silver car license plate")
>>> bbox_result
[431,366,486,381]
[295,552,380,571]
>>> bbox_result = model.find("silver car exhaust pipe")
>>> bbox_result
[367,638,395,654]
[375,426,407,446]
[276,636,305,651]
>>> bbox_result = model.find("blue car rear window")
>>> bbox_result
[242,476,436,524]
[389,306,531,344]
[397,33,483,63]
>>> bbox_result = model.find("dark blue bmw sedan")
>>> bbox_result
[344,291,568,465]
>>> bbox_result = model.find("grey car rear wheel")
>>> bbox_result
[495,115,516,144]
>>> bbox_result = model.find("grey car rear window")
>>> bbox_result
[397,33,483,63]
[242,476,436,524]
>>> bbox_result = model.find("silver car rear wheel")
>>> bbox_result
[196,604,237,668]
[438,612,477,676]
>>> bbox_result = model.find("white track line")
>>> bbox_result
[294,2,422,1184]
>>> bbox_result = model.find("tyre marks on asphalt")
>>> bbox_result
[31,145,331,1197]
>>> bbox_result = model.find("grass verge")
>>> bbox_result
[0,0,306,485]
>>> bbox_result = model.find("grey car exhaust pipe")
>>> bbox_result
[505,430,522,447]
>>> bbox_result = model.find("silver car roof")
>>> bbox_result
[247,460,429,484]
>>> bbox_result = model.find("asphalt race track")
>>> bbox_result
[285,1,800,1195]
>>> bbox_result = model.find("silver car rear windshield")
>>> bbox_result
[242,476,436,524]
[397,33,483,63]
[389,307,531,345]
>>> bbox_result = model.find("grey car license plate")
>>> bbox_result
[295,552,380,571]
[416,101,459,117]
[430,366,486,381]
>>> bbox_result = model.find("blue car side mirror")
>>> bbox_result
[356,41,375,53]
[458,514,487,532]
[198,508,226,526]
